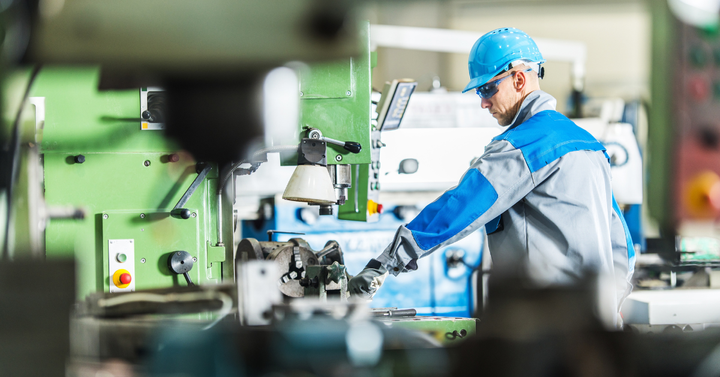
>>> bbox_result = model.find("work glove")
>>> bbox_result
[348,259,389,299]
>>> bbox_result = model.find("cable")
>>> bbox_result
[97,290,234,331]
[2,65,42,260]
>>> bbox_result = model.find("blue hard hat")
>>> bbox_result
[462,27,545,93]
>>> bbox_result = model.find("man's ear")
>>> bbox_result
[514,71,526,91]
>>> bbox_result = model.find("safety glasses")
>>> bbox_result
[475,68,533,99]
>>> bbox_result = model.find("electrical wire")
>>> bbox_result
[2,65,42,260]
[97,290,234,331]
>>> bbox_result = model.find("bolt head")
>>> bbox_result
[143,160,151,167]
[193,257,197,262]
[191,212,197,218]
[346,91,352,96]
[141,258,146,263]
[140,213,145,218]
[103,214,109,219]
[300,91,304,97]
[335,155,343,162]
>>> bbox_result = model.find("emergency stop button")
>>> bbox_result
[367,200,384,215]
[112,269,132,289]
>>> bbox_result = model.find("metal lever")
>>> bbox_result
[321,136,362,154]
[171,163,212,219]
[316,242,339,258]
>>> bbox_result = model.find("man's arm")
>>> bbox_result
[374,139,537,275]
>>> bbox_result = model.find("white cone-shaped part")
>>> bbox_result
[282,165,336,204]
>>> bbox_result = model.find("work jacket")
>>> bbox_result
[374,90,635,326]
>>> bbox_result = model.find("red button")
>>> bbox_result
[377,204,384,214]
[689,78,710,101]
[120,273,132,285]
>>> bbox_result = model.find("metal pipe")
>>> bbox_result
[216,192,224,247]
[354,164,359,213]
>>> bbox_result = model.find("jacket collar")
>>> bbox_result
[506,90,557,129]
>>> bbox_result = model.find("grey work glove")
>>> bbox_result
[348,259,389,299]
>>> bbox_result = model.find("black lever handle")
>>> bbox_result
[320,136,362,154]
[342,141,362,154]
[171,163,212,219]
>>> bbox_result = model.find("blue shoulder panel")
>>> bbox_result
[407,169,498,251]
[493,110,607,173]
[612,194,636,273]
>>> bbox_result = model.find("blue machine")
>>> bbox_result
[241,202,484,317]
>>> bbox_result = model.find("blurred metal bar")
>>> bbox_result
[370,24,587,91]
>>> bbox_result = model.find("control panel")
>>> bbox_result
[108,239,135,293]
[140,87,165,131]
[367,129,383,220]
[649,4,720,262]
[673,24,720,222]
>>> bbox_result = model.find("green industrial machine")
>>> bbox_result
[8,21,383,300]
[291,21,382,222]
[21,67,233,299]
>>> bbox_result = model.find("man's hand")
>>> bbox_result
[348,259,389,299]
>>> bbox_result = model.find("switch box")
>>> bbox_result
[108,239,135,293]
[140,87,165,130]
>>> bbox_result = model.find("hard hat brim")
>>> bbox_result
[462,67,506,94]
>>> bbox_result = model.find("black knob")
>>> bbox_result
[343,141,362,154]
[74,155,85,164]
[171,208,192,219]
[141,110,153,121]
[167,250,195,286]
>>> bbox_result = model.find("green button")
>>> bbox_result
[117,253,127,263]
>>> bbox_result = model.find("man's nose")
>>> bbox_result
[480,98,491,109]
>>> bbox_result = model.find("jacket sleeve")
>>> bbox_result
[611,195,636,312]
[376,140,537,275]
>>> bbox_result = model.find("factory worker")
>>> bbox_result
[349,27,635,327]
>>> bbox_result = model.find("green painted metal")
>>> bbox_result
[379,317,478,346]
[33,67,174,154]
[298,21,372,166]
[290,21,373,221]
[648,0,675,230]
[101,211,204,291]
[33,67,230,299]
[338,163,370,221]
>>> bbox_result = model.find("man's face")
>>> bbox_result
[478,70,524,126]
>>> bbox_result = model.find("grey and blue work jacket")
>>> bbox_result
[373,90,635,324]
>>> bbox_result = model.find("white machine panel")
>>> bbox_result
[237,260,282,325]
[108,239,135,293]
[622,289,720,325]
